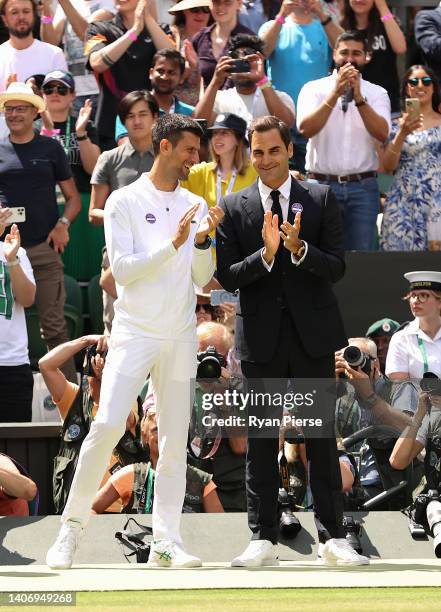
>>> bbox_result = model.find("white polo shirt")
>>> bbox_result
[104,174,215,340]
[296,71,392,175]
[385,319,441,379]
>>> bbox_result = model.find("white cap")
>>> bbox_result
[404,271,441,292]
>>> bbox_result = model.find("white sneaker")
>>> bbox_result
[320,538,370,566]
[147,540,202,568]
[46,520,83,569]
[231,540,279,568]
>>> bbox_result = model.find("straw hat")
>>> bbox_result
[0,81,46,113]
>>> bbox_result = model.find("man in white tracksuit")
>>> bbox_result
[47,114,223,569]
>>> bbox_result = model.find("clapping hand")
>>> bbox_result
[280,212,302,254]
[3,223,21,262]
[262,211,280,263]
[75,99,93,137]
[173,203,200,250]
[196,205,224,244]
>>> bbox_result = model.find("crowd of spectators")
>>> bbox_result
[0,0,440,522]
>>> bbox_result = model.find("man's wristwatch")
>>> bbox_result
[321,16,332,27]
[194,236,212,250]
[6,256,20,268]
[355,97,367,108]
[57,216,70,227]
[76,133,89,141]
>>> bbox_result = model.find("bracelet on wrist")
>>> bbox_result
[41,128,60,136]
[76,133,89,141]
[324,100,335,110]
[275,14,285,25]
[380,12,394,22]
[41,15,54,24]
[257,75,269,87]
[57,216,71,228]
[126,30,138,43]
[321,16,332,27]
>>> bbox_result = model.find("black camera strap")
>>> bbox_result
[115,518,153,564]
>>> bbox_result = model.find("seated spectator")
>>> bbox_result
[259,0,342,171]
[89,90,159,335]
[191,0,254,90]
[41,70,103,281]
[239,0,281,33]
[39,0,115,117]
[0,452,37,515]
[0,210,35,422]
[92,406,224,513]
[414,3,441,86]
[386,271,441,381]
[365,318,400,374]
[38,335,147,513]
[380,66,441,252]
[168,0,212,107]
[115,48,194,143]
[340,0,407,115]
[0,82,81,382]
[297,31,391,251]
[85,0,173,150]
[181,113,257,208]
[194,33,295,128]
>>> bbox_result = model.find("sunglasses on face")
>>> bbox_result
[407,77,433,87]
[196,303,214,313]
[42,84,71,96]
[189,6,210,13]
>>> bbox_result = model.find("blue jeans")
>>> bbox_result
[323,177,380,251]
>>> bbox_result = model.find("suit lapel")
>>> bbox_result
[288,177,310,225]
[241,180,264,230]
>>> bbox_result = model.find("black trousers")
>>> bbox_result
[0,364,33,422]
[241,310,345,544]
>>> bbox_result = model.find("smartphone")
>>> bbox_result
[210,290,239,306]
[228,59,251,74]
[2,206,26,223]
[405,98,421,121]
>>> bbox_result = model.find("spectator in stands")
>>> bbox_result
[414,3,441,86]
[169,0,212,107]
[259,0,343,171]
[193,33,295,128]
[0,209,35,422]
[196,289,217,325]
[39,0,115,117]
[191,321,247,512]
[340,0,406,115]
[182,113,257,210]
[85,0,173,150]
[365,318,400,374]
[239,0,281,33]
[89,90,159,335]
[41,70,103,280]
[386,271,441,381]
[192,0,254,89]
[38,334,147,513]
[0,82,81,382]
[92,406,224,513]
[380,66,441,252]
[0,452,37,515]
[297,30,390,251]
[114,48,194,143]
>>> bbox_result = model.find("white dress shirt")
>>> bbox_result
[257,175,308,270]
[386,318,441,379]
[296,71,392,175]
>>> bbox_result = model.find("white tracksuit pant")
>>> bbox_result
[62,331,197,543]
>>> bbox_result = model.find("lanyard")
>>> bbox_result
[216,168,237,204]
[417,337,430,374]
[143,466,155,514]
[61,116,71,156]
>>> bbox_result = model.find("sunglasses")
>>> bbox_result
[189,6,210,13]
[196,303,214,313]
[407,77,433,87]
[42,84,71,96]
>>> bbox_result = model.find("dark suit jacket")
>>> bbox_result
[216,178,347,363]
[415,8,441,83]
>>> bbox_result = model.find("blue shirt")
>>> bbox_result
[115,97,194,142]
[258,18,331,106]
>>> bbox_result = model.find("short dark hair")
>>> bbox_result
[248,116,291,150]
[227,33,264,58]
[152,49,186,75]
[152,114,203,156]
[335,30,369,53]
[0,0,36,15]
[401,65,441,115]
[118,90,160,125]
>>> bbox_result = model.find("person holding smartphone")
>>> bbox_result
[381,65,441,252]
[0,208,36,422]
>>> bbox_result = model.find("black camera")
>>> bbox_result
[412,489,441,557]
[83,344,107,377]
[278,488,302,539]
[196,346,226,380]
[342,515,363,554]
[343,345,373,376]
[421,372,441,396]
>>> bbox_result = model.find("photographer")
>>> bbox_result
[336,337,420,504]
[39,335,147,514]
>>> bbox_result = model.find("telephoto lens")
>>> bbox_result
[427,499,441,558]
[278,489,302,539]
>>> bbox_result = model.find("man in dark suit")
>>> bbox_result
[216,115,369,567]
[415,5,441,84]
